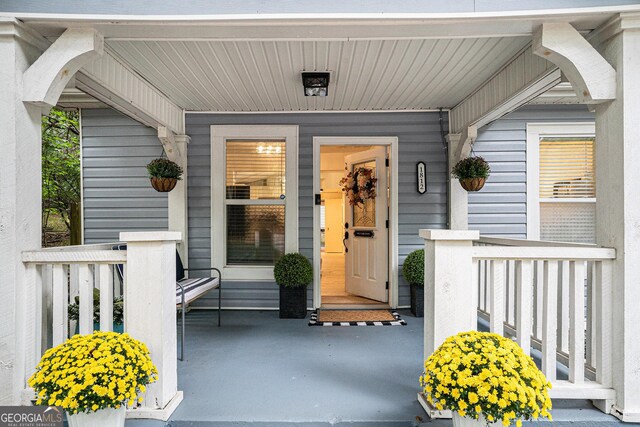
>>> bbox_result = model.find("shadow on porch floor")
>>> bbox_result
[126,310,632,427]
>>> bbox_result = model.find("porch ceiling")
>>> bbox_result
[106,37,530,112]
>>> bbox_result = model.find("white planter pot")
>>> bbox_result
[452,412,500,427]
[67,406,126,427]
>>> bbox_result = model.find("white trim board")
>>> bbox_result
[312,136,399,309]
[525,122,595,240]
[210,125,299,281]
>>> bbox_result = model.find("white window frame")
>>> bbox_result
[211,125,299,280]
[526,122,596,240]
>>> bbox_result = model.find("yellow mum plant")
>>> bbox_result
[29,331,157,414]
[420,331,552,427]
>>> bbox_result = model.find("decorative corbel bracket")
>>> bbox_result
[23,28,103,108]
[533,22,615,104]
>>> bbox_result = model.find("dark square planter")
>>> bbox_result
[411,283,424,317]
[279,286,307,319]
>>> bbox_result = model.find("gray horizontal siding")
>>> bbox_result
[81,108,168,244]
[469,104,595,238]
[186,112,447,309]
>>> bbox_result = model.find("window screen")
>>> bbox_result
[225,140,286,265]
[539,136,596,244]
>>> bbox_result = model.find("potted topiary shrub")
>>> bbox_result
[68,288,124,333]
[402,249,424,317]
[146,158,183,192]
[274,253,313,319]
[451,156,491,191]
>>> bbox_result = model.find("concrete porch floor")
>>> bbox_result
[127,310,633,427]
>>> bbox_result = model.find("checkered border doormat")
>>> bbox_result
[308,310,407,326]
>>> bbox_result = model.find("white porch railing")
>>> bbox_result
[421,230,616,415]
[18,232,183,420]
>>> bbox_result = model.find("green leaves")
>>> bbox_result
[402,249,424,287]
[273,253,313,288]
[146,158,183,179]
[451,156,491,180]
[42,108,80,233]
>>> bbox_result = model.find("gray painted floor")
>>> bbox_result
[126,310,634,427]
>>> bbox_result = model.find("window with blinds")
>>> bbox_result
[539,136,596,244]
[225,140,286,265]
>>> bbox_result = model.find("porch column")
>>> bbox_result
[0,20,46,405]
[420,229,479,361]
[446,134,469,229]
[594,15,640,422]
[120,231,183,420]
[158,128,190,265]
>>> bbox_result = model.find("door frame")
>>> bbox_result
[312,136,399,309]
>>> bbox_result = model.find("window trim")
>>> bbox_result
[526,122,595,240]
[211,125,299,280]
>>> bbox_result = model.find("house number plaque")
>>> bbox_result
[417,162,427,194]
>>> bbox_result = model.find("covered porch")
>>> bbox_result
[3,3,640,425]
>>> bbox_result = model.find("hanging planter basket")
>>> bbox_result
[459,177,486,192]
[146,158,183,193]
[150,177,178,192]
[451,156,490,192]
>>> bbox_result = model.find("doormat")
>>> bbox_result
[309,310,407,326]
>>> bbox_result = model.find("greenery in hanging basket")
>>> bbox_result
[274,253,313,288]
[68,288,124,325]
[451,156,491,180]
[402,249,424,288]
[29,331,157,414]
[146,158,183,180]
[420,331,552,426]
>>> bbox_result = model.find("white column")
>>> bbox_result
[594,17,640,422]
[168,135,189,265]
[120,231,183,421]
[0,20,46,405]
[446,135,469,230]
[420,229,479,361]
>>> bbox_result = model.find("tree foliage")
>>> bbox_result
[42,108,80,233]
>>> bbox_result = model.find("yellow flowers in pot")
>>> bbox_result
[28,331,157,415]
[420,331,552,427]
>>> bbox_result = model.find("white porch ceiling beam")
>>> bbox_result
[22,28,103,108]
[533,22,616,104]
[449,45,562,140]
[75,48,184,134]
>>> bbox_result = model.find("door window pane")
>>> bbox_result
[352,161,376,227]
[226,140,286,200]
[226,205,285,265]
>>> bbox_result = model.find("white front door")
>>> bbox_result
[344,147,389,303]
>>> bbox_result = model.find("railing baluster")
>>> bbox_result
[472,258,479,327]
[78,264,93,335]
[490,260,505,335]
[98,264,114,331]
[542,260,558,381]
[479,260,486,312]
[569,260,586,384]
[558,260,570,353]
[507,260,516,327]
[41,264,53,352]
[516,260,533,355]
[586,261,595,367]
[596,260,613,388]
[535,260,544,339]
[51,264,68,346]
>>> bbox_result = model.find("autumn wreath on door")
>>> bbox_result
[340,167,378,207]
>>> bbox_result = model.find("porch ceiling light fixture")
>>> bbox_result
[302,72,330,97]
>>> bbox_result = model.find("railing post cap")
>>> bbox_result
[119,231,182,242]
[419,229,480,241]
